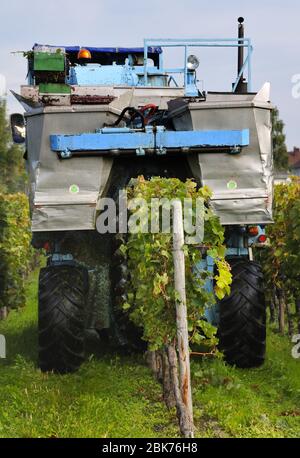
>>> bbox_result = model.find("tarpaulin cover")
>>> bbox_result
[33,44,162,54]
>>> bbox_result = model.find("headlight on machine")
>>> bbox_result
[187,54,200,70]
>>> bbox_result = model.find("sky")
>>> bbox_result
[0,0,299,149]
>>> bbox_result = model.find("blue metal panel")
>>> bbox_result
[50,131,154,152]
[68,65,168,87]
[185,70,198,96]
[68,64,139,86]
[50,128,250,155]
[157,129,249,149]
[68,64,168,87]
[226,248,249,257]
[195,257,219,326]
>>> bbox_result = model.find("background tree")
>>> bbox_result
[257,178,300,334]
[272,107,289,172]
[0,99,26,194]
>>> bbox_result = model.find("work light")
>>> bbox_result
[187,54,199,70]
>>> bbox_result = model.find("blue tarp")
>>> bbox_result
[33,44,162,54]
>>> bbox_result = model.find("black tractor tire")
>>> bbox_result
[219,259,266,368]
[38,265,88,374]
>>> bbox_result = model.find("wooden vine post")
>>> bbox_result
[172,200,194,438]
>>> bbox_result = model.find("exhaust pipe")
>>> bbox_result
[235,17,248,93]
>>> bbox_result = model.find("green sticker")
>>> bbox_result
[227,180,238,190]
[69,184,79,194]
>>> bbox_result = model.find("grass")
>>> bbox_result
[191,333,300,438]
[0,271,299,438]
[0,271,178,438]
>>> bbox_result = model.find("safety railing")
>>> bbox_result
[143,38,253,93]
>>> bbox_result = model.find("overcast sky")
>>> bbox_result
[0,0,299,149]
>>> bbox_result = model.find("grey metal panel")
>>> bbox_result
[210,198,272,225]
[186,94,273,225]
[26,110,114,232]
[26,85,273,231]
[25,87,187,233]
[32,204,97,231]
[21,86,185,110]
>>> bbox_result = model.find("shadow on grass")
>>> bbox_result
[84,331,146,365]
[2,322,38,366]
[1,318,145,372]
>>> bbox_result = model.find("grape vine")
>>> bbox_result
[120,177,232,353]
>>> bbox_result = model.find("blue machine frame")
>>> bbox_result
[143,38,253,94]
[50,127,250,158]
